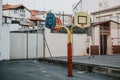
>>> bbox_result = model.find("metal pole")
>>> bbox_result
[58,26,73,77]
[26,31,28,59]
[43,29,45,58]
[63,11,64,26]
[81,0,82,11]
[45,38,52,58]
[67,33,72,77]
[36,30,38,59]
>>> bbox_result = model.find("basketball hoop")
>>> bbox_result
[74,12,91,28]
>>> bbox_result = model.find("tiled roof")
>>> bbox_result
[3,4,30,11]
[30,10,48,15]
[30,10,41,15]
[29,16,44,21]
[91,5,120,14]
[93,20,120,26]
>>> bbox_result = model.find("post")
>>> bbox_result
[61,26,73,77]
[67,32,72,77]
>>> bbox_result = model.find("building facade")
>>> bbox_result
[2,4,34,30]
[90,5,120,55]
[91,5,120,23]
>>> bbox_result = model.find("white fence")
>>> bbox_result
[10,33,43,59]
[45,29,88,57]
[10,29,89,59]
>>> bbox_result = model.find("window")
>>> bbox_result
[20,14,25,17]
[14,10,17,14]
[117,13,120,23]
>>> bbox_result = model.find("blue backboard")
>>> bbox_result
[45,13,56,29]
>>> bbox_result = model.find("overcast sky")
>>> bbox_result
[3,0,120,14]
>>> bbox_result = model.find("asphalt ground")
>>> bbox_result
[0,60,119,80]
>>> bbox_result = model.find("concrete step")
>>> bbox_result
[39,58,120,78]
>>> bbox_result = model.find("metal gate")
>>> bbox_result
[10,29,44,59]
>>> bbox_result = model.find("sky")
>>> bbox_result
[3,0,120,14]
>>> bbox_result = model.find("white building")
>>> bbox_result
[0,4,35,60]
[30,10,72,27]
[2,4,34,30]
[30,10,45,27]
[90,5,120,55]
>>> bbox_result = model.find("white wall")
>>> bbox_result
[9,24,21,31]
[72,34,88,56]
[28,33,43,58]
[10,33,27,59]
[0,0,2,60]
[111,22,120,45]
[0,1,10,60]
[10,33,44,59]
[0,24,10,60]
[45,28,87,57]
[25,9,31,18]
[92,26,100,45]
[3,10,10,17]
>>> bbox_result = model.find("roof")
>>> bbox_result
[3,4,30,11]
[29,16,44,21]
[93,20,120,26]
[30,10,41,15]
[91,5,120,14]
[30,10,49,15]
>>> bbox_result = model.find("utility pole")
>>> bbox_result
[63,11,64,26]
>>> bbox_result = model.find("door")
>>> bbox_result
[100,35,107,55]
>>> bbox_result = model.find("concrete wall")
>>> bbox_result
[92,26,100,45]
[10,33,43,59]
[0,24,10,60]
[111,22,120,45]
[45,28,87,57]
[9,24,21,31]
[0,0,2,60]
[0,1,10,60]
[10,33,27,59]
